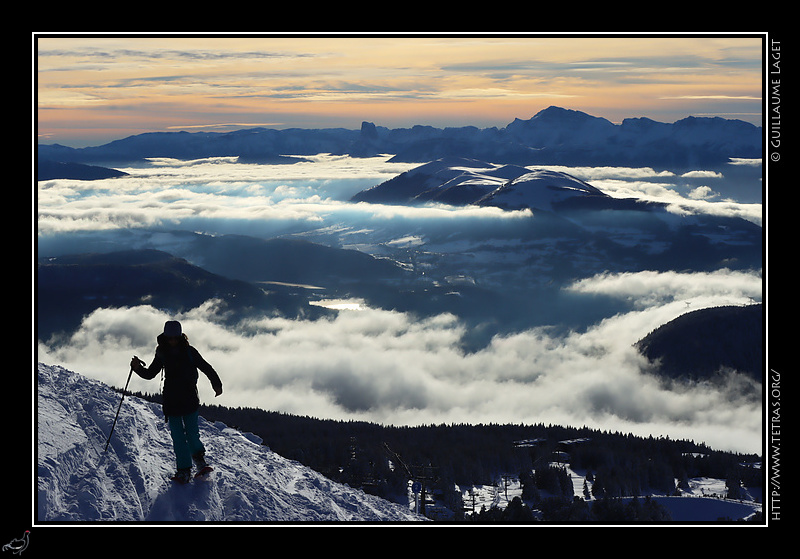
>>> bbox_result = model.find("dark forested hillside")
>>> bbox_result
[636,304,763,383]
[36,249,331,341]
[128,390,761,522]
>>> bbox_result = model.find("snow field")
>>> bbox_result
[37,364,426,523]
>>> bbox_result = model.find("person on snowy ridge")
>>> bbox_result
[131,320,223,483]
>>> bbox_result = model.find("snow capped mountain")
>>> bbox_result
[350,157,609,212]
[351,157,504,205]
[36,363,426,522]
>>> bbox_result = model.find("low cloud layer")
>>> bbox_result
[37,156,762,238]
[38,268,763,454]
[36,156,764,454]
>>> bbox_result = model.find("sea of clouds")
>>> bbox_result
[36,155,764,454]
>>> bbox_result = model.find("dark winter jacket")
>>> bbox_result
[135,333,223,417]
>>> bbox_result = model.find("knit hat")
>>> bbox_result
[163,320,182,337]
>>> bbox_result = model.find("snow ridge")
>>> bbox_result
[351,157,610,211]
[36,363,425,523]
[477,168,607,212]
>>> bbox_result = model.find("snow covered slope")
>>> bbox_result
[36,363,425,523]
[476,168,608,212]
[350,157,506,205]
[350,157,610,210]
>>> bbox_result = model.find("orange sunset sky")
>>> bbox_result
[35,33,765,148]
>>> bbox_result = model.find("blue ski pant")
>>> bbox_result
[167,411,205,470]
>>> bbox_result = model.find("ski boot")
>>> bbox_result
[171,468,192,484]
[192,451,213,477]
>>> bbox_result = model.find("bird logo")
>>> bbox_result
[2,531,29,555]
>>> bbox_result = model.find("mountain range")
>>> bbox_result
[37,106,762,173]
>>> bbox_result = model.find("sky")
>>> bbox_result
[35,33,765,148]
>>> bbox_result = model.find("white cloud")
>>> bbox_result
[664,199,762,225]
[681,170,723,179]
[687,185,717,200]
[567,268,762,308]
[542,165,677,181]
[37,156,763,237]
[38,267,763,454]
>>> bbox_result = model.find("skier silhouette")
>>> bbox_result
[131,320,223,483]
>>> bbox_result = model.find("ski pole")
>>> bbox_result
[103,366,134,453]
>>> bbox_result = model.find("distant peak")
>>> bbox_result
[536,105,575,115]
[532,106,595,119]
[508,106,616,131]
